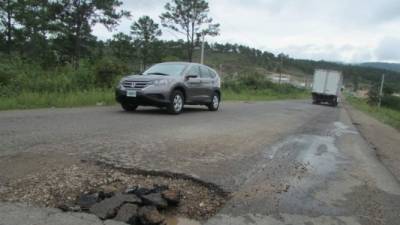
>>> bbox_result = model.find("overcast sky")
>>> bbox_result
[93,0,400,63]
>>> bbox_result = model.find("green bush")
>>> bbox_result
[68,63,96,90]
[94,58,129,88]
[382,96,400,111]
[0,57,129,96]
[367,84,380,106]
[0,63,15,86]
[222,72,305,95]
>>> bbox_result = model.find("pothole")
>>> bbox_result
[0,160,229,225]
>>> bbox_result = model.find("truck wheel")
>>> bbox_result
[207,92,220,111]
[121,102,138,111]
[167,90,184,114]
[313,96,320,105]
[332,97,338,107]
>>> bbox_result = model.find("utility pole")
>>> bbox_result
[378,74,385,108]
[200,32,205,64]
[278,55,283,84]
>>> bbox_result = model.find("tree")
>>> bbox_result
[131,16,161,67]
[51,0,129,68]
[160,0,219,62]
[0,0,19,54]
[15,0,56,66]
[108,32,135,62]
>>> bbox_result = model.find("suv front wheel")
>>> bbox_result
[167,90,184,114]
[207,92,220,111]
[121,102,138,111]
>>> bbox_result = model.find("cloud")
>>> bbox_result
[91,0,400,63]
[276,43,374,62]
[121,0,164,10]
[375,37,400,62]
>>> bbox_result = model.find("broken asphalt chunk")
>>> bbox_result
[89,193,142,219]
[138,206,165,225]
[141,193,168,209]
[114,203,139,224]
[162,190,181,205]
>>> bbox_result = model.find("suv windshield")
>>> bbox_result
[143,64,186,76]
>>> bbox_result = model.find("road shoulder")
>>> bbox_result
[345,102,400,181]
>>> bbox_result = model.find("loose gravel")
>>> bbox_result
[0,161,228,221]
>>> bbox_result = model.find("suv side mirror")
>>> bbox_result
[185,74,198,80]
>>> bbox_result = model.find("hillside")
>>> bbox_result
[191,44,400,90]
[360,62,400,73]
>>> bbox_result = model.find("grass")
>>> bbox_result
[223,88,309,101]
[0,89,115,111]
[347,96,400,130]
[0,88,309,111]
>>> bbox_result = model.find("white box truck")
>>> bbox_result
[312,69,343,106]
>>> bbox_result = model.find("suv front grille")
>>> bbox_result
[122,80,151,90]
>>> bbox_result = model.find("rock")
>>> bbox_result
[77,193,99,210]
[98,191,115,200]
[130,185,168,196]
[141,193,168,209]
[90,199,118,219]
[114,203,139,224]
[57,203,81,212]
[161,190,181,205]
[151,185,169,194]
[125,186,138,194]
[138,206,165,225]
[104,220,129,225]
[101,185,118,194]
[131,187,152,196]
[90,193,142,219]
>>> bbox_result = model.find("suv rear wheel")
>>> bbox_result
[121,102,138,111]
[167,90,184,114]
[207,92,220,111]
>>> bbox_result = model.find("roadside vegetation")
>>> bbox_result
[222,73,308,101]
[0,90,115,111]
[347,96,400,130]
[0,57,308,110]
[0,0,399,110]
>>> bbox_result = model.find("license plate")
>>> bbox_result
[126,90,137,97]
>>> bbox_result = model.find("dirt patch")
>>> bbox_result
[0,158,228,222]
[345,103,400,181]
[0,152,77,181]
[341,184,400,225]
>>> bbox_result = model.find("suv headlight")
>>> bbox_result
[150,79,169,87]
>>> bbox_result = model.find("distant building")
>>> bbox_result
[355,89,369,98]
[267,73,312,89]
[268,73,291,84]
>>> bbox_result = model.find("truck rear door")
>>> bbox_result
[325,71,341,96]
[312,70,327,93]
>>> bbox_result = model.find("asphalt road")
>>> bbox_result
[1,101,399,225]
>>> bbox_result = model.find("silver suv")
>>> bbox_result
[115,62,221,114]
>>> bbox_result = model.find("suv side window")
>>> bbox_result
[187,65,201,77]
[200,66,212,78]
[208,69,217,78]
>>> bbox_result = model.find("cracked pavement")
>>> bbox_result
[1,101,399,225]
